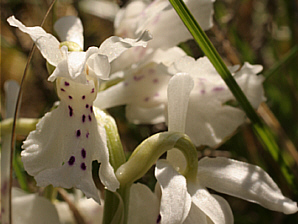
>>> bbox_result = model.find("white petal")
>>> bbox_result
[126,104,165,125]
[166,73,194,171]
[128,183,160,224]
[185,97,246,146]
[21,78,119,203]
[136,0,214,49]
[94,62,171,110]
[99,30,152,62]
[114,0,147,36]
[234,62,265,108]
[49,47,101,83]
[182,202,208,224]
[67,51,88,80]
[156,160,192,224]
[145,47,187,67]
[94,81,131,109]
[167,73,194,133]
[54,16,84,49]
[79,0,120,21]
[197,157,298,214]
[86,53,111,80]
[12,188,60,224]
[188,182,233,224]
[7,16,64,66]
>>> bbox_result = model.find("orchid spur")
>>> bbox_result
[7,15,151,203]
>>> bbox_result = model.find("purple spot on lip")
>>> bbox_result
[213,87,225,92]
[86,132,89,138]
[156,214,161,223]
[200,89,205,94]
[90,106,93,113]
[68,156,75,165]
[82,95,85,100]
[148,68,155,74]
[81,162,86,170]
[76,129,81,137]
[81,149,86,158]
[133,75,144,81]
[68,95,73,99]
[86,104,89,108]
[153,78,158,83]
[68,105,73,117]
[82,115,86,123]
[88,115,92,121]
[65,81,70,86]
[91,88,94,93]
[61,88,65,92]
[144,97,149,102]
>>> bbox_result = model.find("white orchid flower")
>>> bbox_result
[111,0,215,72]
[95,55,265,149]
[7,15,151,203]
[154,73,297,223]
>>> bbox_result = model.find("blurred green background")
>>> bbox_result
[1,0,297,223]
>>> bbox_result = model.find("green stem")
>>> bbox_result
[95,109,128,224]
[12,154,30,192]
[169,0,297,189]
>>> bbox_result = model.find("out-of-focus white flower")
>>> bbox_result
[5,188,60,224]
[111,0,215,72]
[7,15,151,203]
[79,0,120,21]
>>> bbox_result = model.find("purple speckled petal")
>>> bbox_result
[21,77,119,203]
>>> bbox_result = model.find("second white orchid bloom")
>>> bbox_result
[95,55,266,148]
[7,15,151,203]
